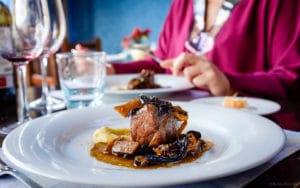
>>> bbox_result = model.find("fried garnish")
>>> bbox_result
[172,105,188,135]
[114,98,143,117]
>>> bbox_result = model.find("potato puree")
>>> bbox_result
[93,126,131,143]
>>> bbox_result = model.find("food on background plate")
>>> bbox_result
[222,96,247,109]
[90,95,212,168]
[114,69,162,90]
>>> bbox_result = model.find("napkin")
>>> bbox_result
[0,130,299,188]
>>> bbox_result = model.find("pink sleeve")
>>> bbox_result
[207,0,300,99]
[113,59,164,74]
[113,0,194,74]
[226,65,299,99]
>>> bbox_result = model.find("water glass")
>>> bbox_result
[56,52,106,109]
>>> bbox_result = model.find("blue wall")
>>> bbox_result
[0,0,9,8]
[66,0,172,54]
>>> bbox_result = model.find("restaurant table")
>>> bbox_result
[0,87,300,188]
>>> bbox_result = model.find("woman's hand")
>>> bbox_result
[161,53,234,96]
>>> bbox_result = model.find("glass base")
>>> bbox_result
[66,99,103,109]
[29,96,66,113]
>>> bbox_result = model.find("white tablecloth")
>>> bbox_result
[1,130,299,188]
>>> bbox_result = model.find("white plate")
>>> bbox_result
[105,74,194,97]
[3,102,285,187]
[49,74,194,100]
[191,96,281,115]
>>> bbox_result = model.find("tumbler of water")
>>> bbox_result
[56,52,106,109]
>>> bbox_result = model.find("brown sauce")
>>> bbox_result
[90,141,213,169]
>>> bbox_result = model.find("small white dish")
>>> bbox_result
[190,96,281,115]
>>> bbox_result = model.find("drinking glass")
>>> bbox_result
[56,52,106,109]
[29,0,66,114]
[0,0,50,134]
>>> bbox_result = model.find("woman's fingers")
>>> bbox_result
[183,64,202,83]
[182,54,233,96]
[171,53,188,76]
[160,59,174,69]
[191,74,209,90]
[191,64,233,96]
[182,56,211,82]
[161,53,234,96]
[161,53,202,76]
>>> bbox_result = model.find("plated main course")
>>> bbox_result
[90,95,212,168]
[127,69,162,89]
[114,69,164,90]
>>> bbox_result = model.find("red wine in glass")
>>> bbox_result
[0,0,50,135]
[2,54,35,65]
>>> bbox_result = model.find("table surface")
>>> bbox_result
[1,87,300,187]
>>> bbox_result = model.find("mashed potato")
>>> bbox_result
[93,126,131,143]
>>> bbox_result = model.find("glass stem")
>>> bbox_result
[40,56,49,103]
[16,64,30,123]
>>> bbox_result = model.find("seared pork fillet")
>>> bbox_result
[131,103,179,147]
[114,95,188,147]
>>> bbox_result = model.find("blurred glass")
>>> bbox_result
[0,0,50,134]
[29,0,67,114]
[56,52,106,109]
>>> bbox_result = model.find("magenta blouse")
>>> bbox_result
[114,0,300,99]
[113,0,300,130]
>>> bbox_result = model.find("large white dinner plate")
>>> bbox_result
[3,102,285,187]
[191,96,281,115]
[105,74,194,97]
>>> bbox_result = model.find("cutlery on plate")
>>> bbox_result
[0,157,42,188]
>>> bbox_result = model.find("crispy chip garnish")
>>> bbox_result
[172,105,188,135]
[114,98,143,117]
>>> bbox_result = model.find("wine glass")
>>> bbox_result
[29,0,66,114]
[0,0,50,134]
